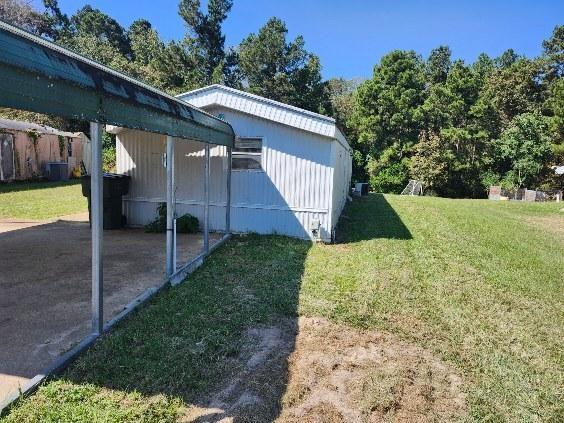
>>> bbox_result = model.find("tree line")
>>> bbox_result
[350,38,563,197]
[0,0,562,196]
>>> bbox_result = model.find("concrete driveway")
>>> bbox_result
[0,213,219,401]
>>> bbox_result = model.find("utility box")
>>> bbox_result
[353,182,369,196]
[46,162,69,181]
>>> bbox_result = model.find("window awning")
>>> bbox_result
[0,20,234,147]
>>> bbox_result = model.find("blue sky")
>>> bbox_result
[36,0,563,79]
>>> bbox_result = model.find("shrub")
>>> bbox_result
[145,203,199,233]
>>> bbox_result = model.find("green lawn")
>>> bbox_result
[2,194,563,422]
[0,180,87,220]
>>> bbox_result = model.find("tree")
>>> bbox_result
[236,17,326,112]
[352,50,426,191]
[69,5,131,57]
[481,58,544,127]
[128,19,164,66]
[323,78,366,181]
[0,0,49,34]
[353,50,426,155]
[426,46,451,85]
[493,112,552,188]
[542,25,564,80]
[472,53,495,82]
[178,0,233,84]
[496,48,520,69]
[549,78,564,143]
[367,146,411,193]
[411,131,449,193]
[42,0,70,40]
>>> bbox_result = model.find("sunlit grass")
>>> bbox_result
[0,180,87,220]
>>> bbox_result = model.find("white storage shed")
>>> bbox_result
[112,84,352,242]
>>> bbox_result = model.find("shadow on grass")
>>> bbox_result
[38,235,309,422]
[0,179,81,194]
[336,193,412,243]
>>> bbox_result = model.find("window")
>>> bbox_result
[232,137,262,170]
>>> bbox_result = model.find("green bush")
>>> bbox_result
[144,203,199,233]
[369,159,411,193]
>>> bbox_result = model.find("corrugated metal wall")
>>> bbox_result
[330,139,352,236]
[116,106,341,241]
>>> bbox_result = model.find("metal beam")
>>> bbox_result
[226,147,232,234]
[204,144,210,253]
[90,122,103,335]
[166,136,175,276]
[0,20,234,147]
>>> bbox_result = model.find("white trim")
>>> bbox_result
[177,84,336,124]
[123,197,329,214]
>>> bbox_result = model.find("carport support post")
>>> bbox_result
[204,144,210,253]
[166,135,175,277]
[90,122,103,335]
[226,146,231,234]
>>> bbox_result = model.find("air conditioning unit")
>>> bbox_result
[353,182,368,196]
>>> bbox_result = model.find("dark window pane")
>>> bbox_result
[235,137,261,152]
[232,154,261,170]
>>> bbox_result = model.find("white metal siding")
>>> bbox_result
[330,139,352,235]
[115,105,348,241]
[116,130,229,231]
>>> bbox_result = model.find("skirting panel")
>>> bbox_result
[123,199,330,241]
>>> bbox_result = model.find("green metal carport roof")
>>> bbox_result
[0,19,234,147]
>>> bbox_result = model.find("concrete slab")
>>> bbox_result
[0,214,221,401]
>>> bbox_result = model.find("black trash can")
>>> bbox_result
[81,173,131,229]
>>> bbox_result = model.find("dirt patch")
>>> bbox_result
[182,320,297,423]
[279,318,466,422]
[182,317,466,422]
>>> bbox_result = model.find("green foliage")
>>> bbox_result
[548,78,564,147]
[348,29,560,197]
[351,50,426,191]
[426,45,451,84]
[69,5,131,56]
[178,0,233,84]
[144,203,199,234]
[57,135,65,158]
[101,131,116,172]
[353,50,426,156]
[411,131,448,192]
[367,146,411,193]
[235,17,327,113]
[542,25,564,80]
[493,112,552,188]
[482,58,544,126]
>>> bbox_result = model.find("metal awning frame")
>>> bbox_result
[0,20,233,414]
[0,19,234,147]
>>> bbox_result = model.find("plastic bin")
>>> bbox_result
[81,173,131,229]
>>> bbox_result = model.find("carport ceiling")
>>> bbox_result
[0,20,234,147]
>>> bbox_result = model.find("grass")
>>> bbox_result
[0,180,87,220]
[2,194,563,422]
